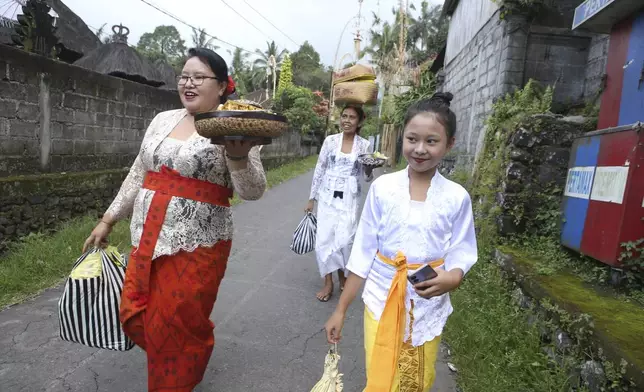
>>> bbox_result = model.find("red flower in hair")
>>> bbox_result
[225,76,236,95]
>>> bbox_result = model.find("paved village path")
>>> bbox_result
[0,170,457,392]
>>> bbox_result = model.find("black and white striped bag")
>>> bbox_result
[58,247,134,351]
[290,212,317,255]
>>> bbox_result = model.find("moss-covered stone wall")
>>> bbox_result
[0,169,127,251]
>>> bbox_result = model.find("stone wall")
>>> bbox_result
[0,44,180,176]
[0,169,127,248]
[496,114,590,235]
[442,1,610,170]
[523,28,593,107]
[261,130,318,169]
[442,11,525,168]
[584,34,610,101]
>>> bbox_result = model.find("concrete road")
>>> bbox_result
[0,170,457,392]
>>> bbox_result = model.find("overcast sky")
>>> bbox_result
[3,0,443,66]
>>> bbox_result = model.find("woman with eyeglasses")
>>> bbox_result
[305,104,374,302]
[82,48,266,391]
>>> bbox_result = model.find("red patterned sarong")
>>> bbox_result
[119,166,233,391]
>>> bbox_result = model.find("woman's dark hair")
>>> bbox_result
[403,92,457,139]
[341,104,366,134]
[187,47,232,102]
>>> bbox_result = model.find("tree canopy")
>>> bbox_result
[137,25,186,64]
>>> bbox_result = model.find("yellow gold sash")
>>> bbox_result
[365,251,444,391]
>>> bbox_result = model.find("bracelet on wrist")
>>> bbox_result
[226,153,248,161]
[100,219,114,227]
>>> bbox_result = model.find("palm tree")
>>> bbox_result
[365,16,399,94]
[365,5,419,92]
[229,47,250,75]
[191,27,219,50]
[408,1,448,62]
[254,40,288,73]
[227,47,255,94]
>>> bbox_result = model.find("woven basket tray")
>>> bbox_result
[358,153,387,167]
[333,64,377,84]
[194,111,288,139]
[333,81,379,105]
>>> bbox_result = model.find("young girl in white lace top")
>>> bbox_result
[325,92,478,392]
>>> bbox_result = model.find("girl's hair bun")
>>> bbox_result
[429,92,453,107]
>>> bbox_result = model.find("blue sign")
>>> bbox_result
[573,0,616,29]
[564,167,596,200]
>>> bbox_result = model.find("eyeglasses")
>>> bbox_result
[176,75,218,86]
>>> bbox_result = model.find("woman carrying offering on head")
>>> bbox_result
[305,104,374,302]
[82,48,266,391]
[324,93,478,391]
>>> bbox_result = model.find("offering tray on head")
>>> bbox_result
[358,152,388,168]
[194,99,288,145]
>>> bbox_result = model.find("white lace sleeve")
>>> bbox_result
[309,138,330,201]
[104,153,145,221]
[229,146,266,201]
[444,192,478,275]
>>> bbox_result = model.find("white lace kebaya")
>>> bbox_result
[105,109,266,260]
[346,167,478,346]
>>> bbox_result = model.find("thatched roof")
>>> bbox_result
[0,16,14,45]
[0,0,100,62]
[74,25,164,87]
[155,59,177,91]
[47,0,101,61]
[244,90,273,109]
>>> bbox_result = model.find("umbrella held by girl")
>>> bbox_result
[324,92,478,392]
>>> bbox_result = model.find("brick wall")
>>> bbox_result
[442,11,523,168]
[442,4,609,170]
[0,44,180,176]
[523,29,592,107]
[584,34,610,101]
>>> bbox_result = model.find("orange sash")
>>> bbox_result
[365,251,444,392]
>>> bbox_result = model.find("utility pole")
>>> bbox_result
[269,55,277,99]
[354,0,363,61]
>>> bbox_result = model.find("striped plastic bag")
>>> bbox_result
[58,246,134,351]
[290,212,317,255]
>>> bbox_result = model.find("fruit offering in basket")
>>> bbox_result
[358,151,388,168]
[194,99,288,145]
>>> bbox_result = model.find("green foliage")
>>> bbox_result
[137,25,186,66]
[471,80,554,245]
[228,47,256,96]
[291,41,321,72]
[273,86,322,135]
[407,1,449,62]
[493,0,554,19]
[486,80,553,132]
[359,111,380,137]
[291,42,332,95]
[620,238,644,290]
[391,67,437,128]
[191,27,219,51]
[444,242,577,392]
[254,40,288,77]
[277,54,293,98]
